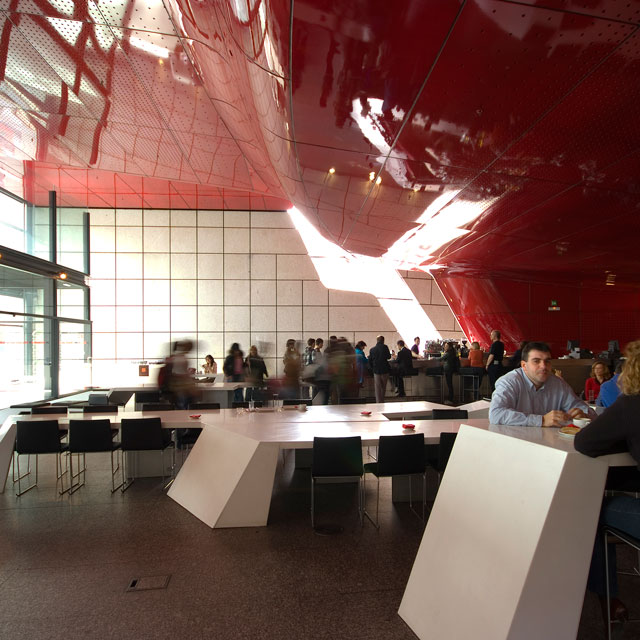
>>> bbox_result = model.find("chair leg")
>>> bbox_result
[15,453,39,496]
[605,531,612,640]
[68,451,86,495]
[363,473,380,529]
[111,450,124,493]
[13,452,31,483]
[57,452,70,495]
[311,477,315,528]
[121,451,134,492]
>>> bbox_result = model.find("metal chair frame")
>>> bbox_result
[604,526,640,640]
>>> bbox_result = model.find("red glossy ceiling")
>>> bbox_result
[0,0,639,288]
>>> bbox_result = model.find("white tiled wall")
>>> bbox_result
[89,210,463,386]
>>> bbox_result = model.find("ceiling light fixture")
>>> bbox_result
[376,176,382,185]
[328,167,335,174]
[57,272,68,280]
[369,172,375,181]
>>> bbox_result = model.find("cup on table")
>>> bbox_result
[248,400,255,411]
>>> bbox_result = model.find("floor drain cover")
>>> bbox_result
[126,575,171,592]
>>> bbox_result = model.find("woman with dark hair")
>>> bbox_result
[575,340,640,633]
[441,341,460,405]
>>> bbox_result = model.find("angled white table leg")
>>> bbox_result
[167,425,279,528]
[399,425,609,640]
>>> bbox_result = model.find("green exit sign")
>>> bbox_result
[550,300,558,306]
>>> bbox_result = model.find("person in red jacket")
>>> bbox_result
[584,359,611,404]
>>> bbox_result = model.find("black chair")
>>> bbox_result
[81,405,119,414]
[364,433,426,528]
[188,402,221,410]
[14,420,68,496]
[31,406,67,415]
[311,436,363,529]
[458,367,482,402]
[283,399,311,406]
[140,403,175,411]
[232,402,249,409]
[425,367,444,403]
[68,419,122,493]
[120,418,174,491]
[134,391,162,410]
[432,432,458,485]
[603,527,640,639]
[431,409,468,420]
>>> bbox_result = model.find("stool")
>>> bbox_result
[425,367,444,404]
[604,526,640,639]
[458,368,481,402]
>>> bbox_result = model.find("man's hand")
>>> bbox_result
[542,410,570,427]
[567,407,587,419]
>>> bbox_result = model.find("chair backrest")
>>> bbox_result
[82,405,119,414]
[134,391,162,405]
[120,418,167,451]
[437,432,458,474]
[431,409,468,420]
[312,436,363,478]
[140,403,175,411]
[188,402,221,410]
[31,406,66,415]
[232,402,249,408]
[16,420,62,454]
[69,419,114,452]
[107,390,133,406]
[377,434,425,476]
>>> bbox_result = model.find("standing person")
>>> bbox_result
[485,329,505,395]
[223,342,245,403]
[282,339,301,399]
[245,345,268,402]
[302,338,317,399]
[161,339,196,409]
[506,341,527,372]
[441,342,460,405]
[574,341,640,633]
[355,341,368,386]
[411,337,421,358]
[315,337,324,354]
[585,359,611,404]
[394,340,414,397]
[468,341,485,392]
[369,335,391,403]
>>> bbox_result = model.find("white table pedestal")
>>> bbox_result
[399,424,610,640]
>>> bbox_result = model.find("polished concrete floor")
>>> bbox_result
[0,446,638,639]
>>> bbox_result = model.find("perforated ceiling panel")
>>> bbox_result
[0,0,639,289]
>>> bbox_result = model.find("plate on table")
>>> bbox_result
[558,425,580,438]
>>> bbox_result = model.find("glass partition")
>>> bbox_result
[57,208,88,273]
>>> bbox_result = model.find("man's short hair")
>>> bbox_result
[522,341,551,361]
[376,335,385,344]
[492,330,501,339]
[307,338,315,347]
[414,336,420,341]
[397,340,405,347]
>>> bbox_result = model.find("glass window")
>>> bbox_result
[58,320,92,395]
[57,207,87,272]
[0,192,51,259]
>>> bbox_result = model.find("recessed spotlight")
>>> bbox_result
[376,176,382,185]
[328,167,336,174]
[58,272,68,280]
[369,172,376,181]
[158,58,164,65]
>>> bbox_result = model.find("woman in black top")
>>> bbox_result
[485,329,505,394]
[441,342,460,404]
[574,340,640,628]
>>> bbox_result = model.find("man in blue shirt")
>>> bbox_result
[490,341,596,427]
[596,370,621,408]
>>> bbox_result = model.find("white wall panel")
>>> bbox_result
[276,306,302,332]
[276,280,302,305]
[171,254,196,279]
[171,280,197,305]
[329,306,394,333]
[224,211,250,227]
[116,253,142,279]
[116,306,143,332]
[171,210,196,227]
[171,228,197,253]
[276,255,316,280]
[89,209,115,225]
[251,306,276,332]
[328,290,378,306]
[116,280,143,305]
[251,254,276,279]
[423,304,456,332]
[144,280,170,305]
[302,280,328,305]
[197,255,224,279]
[197,306,223,330]
[224,280,250,306]
[224,254,250,279]
[224,228,250,253]
[249,333,276,358]
[116,209,142,226]
[116,227,142,252]
[91,306,115,332]
[171,306,197,332]
[197,280,223,306]
[197,210,223,227]
[405,278,432,305]
[197,228,224,253]
[90,227,115,252]
[303,306,328,333]
[431,282,447,305]
[144,306,170,332]
[143,209,170,226]
[224,306,250,332]
[251,280,276,306]
[251,229,306,254]
[250,211,294,228]
[143,332,171,358]
[90,279,116,305]
[116,332,143,358]
[143,227,170,252]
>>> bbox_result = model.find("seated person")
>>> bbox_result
[489,341,596,426]
[596,362,622,408]
[574,341,640,630]
[585,359,611,404]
